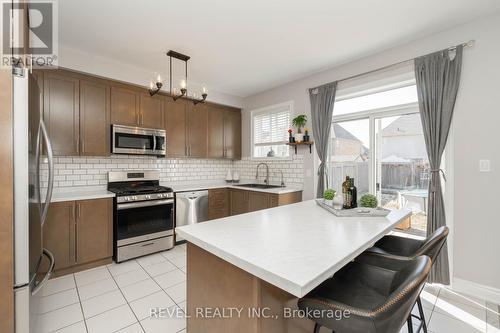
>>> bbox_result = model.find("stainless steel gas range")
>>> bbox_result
[108,171,174,262]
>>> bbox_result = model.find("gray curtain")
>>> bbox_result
[309,82,337,198]
[414,45,463,284]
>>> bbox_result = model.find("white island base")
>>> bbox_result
[187,243,317,333]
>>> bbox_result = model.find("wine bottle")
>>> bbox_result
[350,177,358,208]
[342,176,351,209]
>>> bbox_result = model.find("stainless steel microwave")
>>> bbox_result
[112,124,166,156]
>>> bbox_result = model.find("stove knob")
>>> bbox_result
[146,195,151,199]
[132,196,137,201]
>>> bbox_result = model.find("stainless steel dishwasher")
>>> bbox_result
[175,190,209,242]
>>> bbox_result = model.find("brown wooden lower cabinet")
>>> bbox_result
[248,191,270,212]
[43,198,113,276]
[208,188,229,220]
[43,201,76,271]
[229,189,250,216]
[76,199,113,264]
[226,189,302,217]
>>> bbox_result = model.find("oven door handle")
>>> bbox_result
[117,199,174,210]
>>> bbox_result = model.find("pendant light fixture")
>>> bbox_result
[149,50,207,105]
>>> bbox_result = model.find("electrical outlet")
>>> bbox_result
[479,159,491,172]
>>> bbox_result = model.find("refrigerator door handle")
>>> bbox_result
[31,248,55,296]
[39,120,54,227]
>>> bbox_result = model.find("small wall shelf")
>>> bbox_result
[286,141,314,154]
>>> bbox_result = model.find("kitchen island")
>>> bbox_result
[176,200,411,333]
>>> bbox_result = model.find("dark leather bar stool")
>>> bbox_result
[366,226,449,263]
[361,226,449,333]
[298,255,431,333]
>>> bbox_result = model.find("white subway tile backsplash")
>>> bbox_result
[43,155,304,188]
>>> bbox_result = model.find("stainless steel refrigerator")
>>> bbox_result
[13,68,55,333]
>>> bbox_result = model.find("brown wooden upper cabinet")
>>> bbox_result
[139,93,164,129]
[164,99,208,158]
[207,106,225,158]
[79,79,110,156]
[38,68,241,159]
[164,98,188,157]
[207,105,241,160]
[187,103,208,157]
[110,85,140,126]
[43,71,80,156]
[111,87,164,129]
[224,108,242,159]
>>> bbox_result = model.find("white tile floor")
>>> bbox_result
[38,244,187,333]
[38,243,500,333]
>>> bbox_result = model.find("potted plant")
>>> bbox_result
[323,189,336,206]
[359,194,378,208]
[292,115,307,142]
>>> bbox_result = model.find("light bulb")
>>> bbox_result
[156,74,162,83]
[180,79,186,89]
[149,82,154,90]
[202,87,207,94]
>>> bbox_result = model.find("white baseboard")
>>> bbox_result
[452,277,500,305]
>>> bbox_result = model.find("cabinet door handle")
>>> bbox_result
[141,113,144,125]
[76,203,81,219]
[73,204,77,263]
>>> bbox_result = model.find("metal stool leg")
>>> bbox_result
[417,296,428,333]
[407,315,414,333]
[313,323,321,333]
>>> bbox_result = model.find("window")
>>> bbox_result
[327,70,431,237]
[251,101,292,158]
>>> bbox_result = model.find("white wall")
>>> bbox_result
[242,14,500,294]
[58,45,244,108]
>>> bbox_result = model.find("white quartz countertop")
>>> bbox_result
[42,180,301,203]
[43,186,115,203]
[163,179,303,194]
[176,200,411,298]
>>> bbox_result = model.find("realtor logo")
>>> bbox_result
[1,0,58,68]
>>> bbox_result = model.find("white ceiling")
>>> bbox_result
[59,0,500,97]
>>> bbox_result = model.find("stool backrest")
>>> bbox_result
[416,226,449,263]
[376,255,432,332]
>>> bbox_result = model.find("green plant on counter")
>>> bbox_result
[360,194,378,208]
[323,189,336,200]
[292,114,307,133]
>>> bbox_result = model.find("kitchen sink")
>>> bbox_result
[234,183,283,189]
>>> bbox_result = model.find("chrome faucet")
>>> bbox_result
[256,163,269,184]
